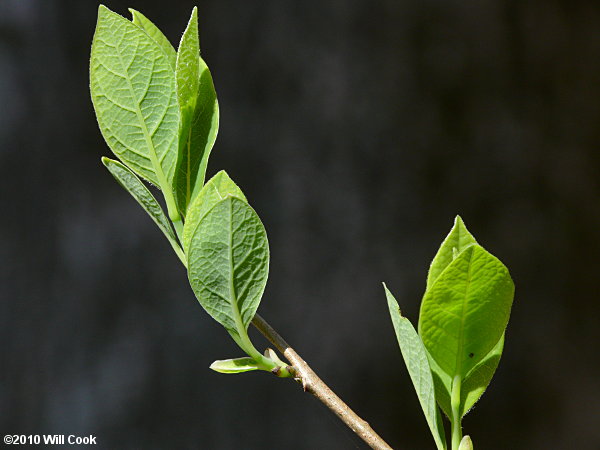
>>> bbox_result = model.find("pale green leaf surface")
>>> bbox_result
[182,170,246,254]
[172,7,219,215]
[427,216,477,291]
[458,435,473,450]
[90,6,179,189]
[176,7,200,112]
[101,157,181,250]
[129,8,177,69]
[187,197,268,336]
[429,334,504,418]
[427,348,452,418]
[174,8,200,215]
[210,357,260,374]
[175,58,219,215]
[384,284,446,450]
[459,333,504,417]
[419,244,514,380]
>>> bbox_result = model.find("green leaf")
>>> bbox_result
[210,357,260,374]
[129,8,177,69]
[419,244,514,381]
[460,333,504,416]
[187,197,268,340]
[458,435,473,450]
[90,6,179,203]
[182,170,246,254]
[384,284,446,450]
[427,350,452,418]
[101,157,185,264]
[423,219,511,419]
[429,334,504,418]
[174,59,219,215]
[176,7,200,114]
[173,8,219,215]
[427,216,477,291]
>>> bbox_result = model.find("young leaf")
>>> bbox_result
[458,435,473,450]
[426,216,477,291]
[384,284,446,450]
[173,8,219,216]
[182,170,246,254]
[210,357,260,374]
[419,244,514,381]
[174,58,219,215]
[176,7,200,114]
[187,197,269,340]
[428,334,504,419]
[90,6,179,199]
[427,349,452,418]
[174,6,202,214]
[129,8,177,69]
[101,157,185,264]
[459,333,504,417]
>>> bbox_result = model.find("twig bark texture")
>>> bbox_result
[252,314,393,450]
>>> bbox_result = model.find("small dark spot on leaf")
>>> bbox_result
[469,352,474,358]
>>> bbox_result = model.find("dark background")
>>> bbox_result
[1,0,599,448]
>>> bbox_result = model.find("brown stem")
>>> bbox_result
[252,313,393,450]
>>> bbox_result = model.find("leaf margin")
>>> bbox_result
[129,8,177,69]
[186,195,269,337]
[384,283,446,450]
[101,157,185,264]
[419,244,514,381]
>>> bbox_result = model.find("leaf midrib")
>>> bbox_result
[186,125,192,208]
[227,199,246,336]
[114,38,171,193]
[455,220,462,252]
[454,248,474,378]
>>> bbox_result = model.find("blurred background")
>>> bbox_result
[1,0,599,448]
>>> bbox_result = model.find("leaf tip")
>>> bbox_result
[458,435,473,450]
[214,169,229,178]
[187,6,199,28]
[97,4,111,18]
[382,283,402,315]
[455,215,472,235]
[453,215,475,239]
[382,282,392,298]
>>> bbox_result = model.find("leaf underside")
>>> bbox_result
[182,170,246,254]
[129,8,177,69]
[101,157,180,252]
[187,197,268,337]
[385,284,446,450]
[90,6,179,188]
